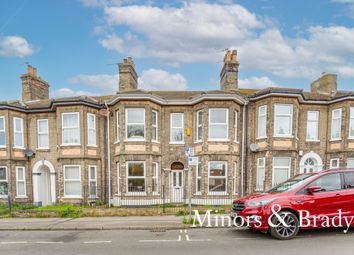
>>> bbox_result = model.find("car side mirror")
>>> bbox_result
[307,186,322,194]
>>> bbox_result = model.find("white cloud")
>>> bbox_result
[0,36,34,57]
[65,69,187,94]
[239,76,278,89]
[138,68,187,90]
[67,74,118,93]
[50,88,94,98]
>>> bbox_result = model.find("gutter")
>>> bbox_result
[104,102,111,207]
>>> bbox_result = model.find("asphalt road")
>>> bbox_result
[0,227,353,255]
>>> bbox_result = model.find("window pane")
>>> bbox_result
[209,178,226,192]
[273,168,289,186]
[127,179,145,192]
[15,133,23,147]
[127,125,144,139]
[63,128,80,144]
[63,114,78,127]
[275,116,291,135]
[275,105,291,115]
[333,109,341,118]
[209,125,227,139]
[171,128,183,142]
[308,112,318,121]
[38,120,48,133]
[258,115,266,137]
[171,114,183,127]
[90,167,96,179]
[128,163,144,176]
[0,182,8,195]
[89,181,97,196]
[14,118,22,132]
[152,111,157,125]
[65,181,81,196]
[0,118,3,130]
[0,168,6,180]
[210,109,227,123]
[0,132,5,146]
[332,119,340,138]
[17,168,24,180]
[311,174,341,191]
[39,134,49,148]
[274,158,290,167]
[65,167,80,179]
[307,121,317,140]
[348,159,354,168]
[88,130,96,145]
[88,114,95,129]
[209,162,226,176]
[127,109,144,123]
[17,182,25,196]
[256,167,265,190]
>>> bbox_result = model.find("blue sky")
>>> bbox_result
[1,0,354,100]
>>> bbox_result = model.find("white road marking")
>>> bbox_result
[83,241,112,244]
[1,241,28,244]
[36,241,64,244]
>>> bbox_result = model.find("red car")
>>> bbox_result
[231,169,354,240]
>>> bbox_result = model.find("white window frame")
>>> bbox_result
[61,112,80,146]
[170,113,184,144]
[126,161,146,195]
[63,165,82,198]
[196,110,203,142]
[306,111,319,141]
[152,162,159,195]
[152,110,158,142]
[125,108,146,141]
[195,162,202,195]
[16,166,26,198]
[234,111,238,142]
[88,165,97,198]
[0,166,8,198]
[257,105,267,139]
[331,108,342,141]
[208,108,229,141]
[233,162,237,194]
[256,158,266,192]
[207,161,228,195]
[37,119,49,149]
[115,110,120,143]
[0,116,5,148]
[347,158,354,168]
[117,162,121,195]
[272,157,291,186]
[13,117,24,149]
[330,158,340,169]
[87,113,97,147]
[349,107,354,139]
[274,104,293,137]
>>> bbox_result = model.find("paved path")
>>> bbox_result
[0,228,353,255]
[0,216,185,230]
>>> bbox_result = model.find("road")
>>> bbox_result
[0,227,353,255]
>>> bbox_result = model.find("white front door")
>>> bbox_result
[38,168,51,206]
[171,171,183,203]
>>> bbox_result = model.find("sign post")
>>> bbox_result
[187,154,198,223]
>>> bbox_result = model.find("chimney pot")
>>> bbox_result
[220,49,239,90]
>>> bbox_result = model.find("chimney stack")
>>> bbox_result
[21,65,50,102]
[118,57,138,92]
[311,73,337,97]
[220,49,239,90]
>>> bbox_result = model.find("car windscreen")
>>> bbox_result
[267,174,317,193]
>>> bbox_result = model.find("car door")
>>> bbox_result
[301,173,345,227]
[341,172,354,221]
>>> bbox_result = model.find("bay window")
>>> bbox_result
[0,116,5,147]
[62,113,80,145]
[170,113,184,143]
[274,104,293,137]
[127,162,145,194]
[331,108,342,140]
[126,108,145,141]
[13,117,24,148]
[306,111,319,141]
[87,113,96,146]
[208,161,227,194]
[64,165,82,197]
[37,119,49,149]
[272,157,291,186]
[209,108,228,140]
[257,105,267,138]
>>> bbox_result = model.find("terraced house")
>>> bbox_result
[0,50,354,206]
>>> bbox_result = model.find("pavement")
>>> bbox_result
[0,216,186,231]
[0,228,353,255]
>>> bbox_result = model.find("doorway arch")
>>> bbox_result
[32,160,56,205]
[300,151,323,173]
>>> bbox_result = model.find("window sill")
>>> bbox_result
[13,147,25,150]
[169,142,185,145]
[256,136,267,140]
[152,141,160,144]
[125,192,147,196]
[330,138,342,142]
[207,139,230,142]
[0,146,6,149]
[305,140,320,142]
[60,144,81,147]
[87,145,98,148]
[233,140,239,144]
[194,140,202,144]
[348,137,354,140]
[15,195,28,199]
[273,135,294,139]
[0,195,8,199]
[36,148,50,151]
[114,140,120,144]
[194,192,202,196]
[207,192,228,196]
[62,196,83,199]
[124,139,146,142]
[152,192,160,196]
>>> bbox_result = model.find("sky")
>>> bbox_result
[1,0,354,100]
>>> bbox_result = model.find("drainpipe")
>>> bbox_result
[105,102,111,207]
[240,102,248,197]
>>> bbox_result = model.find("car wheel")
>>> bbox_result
[269,211,299,240]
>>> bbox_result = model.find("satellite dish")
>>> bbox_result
[23,149,35,157]
[250,143,259,152]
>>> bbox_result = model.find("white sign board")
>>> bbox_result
[188,156,198,166]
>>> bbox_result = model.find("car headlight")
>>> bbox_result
[246,198,275,207]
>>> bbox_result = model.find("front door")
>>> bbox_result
[38,168,51,206]
[171,171,183,203]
